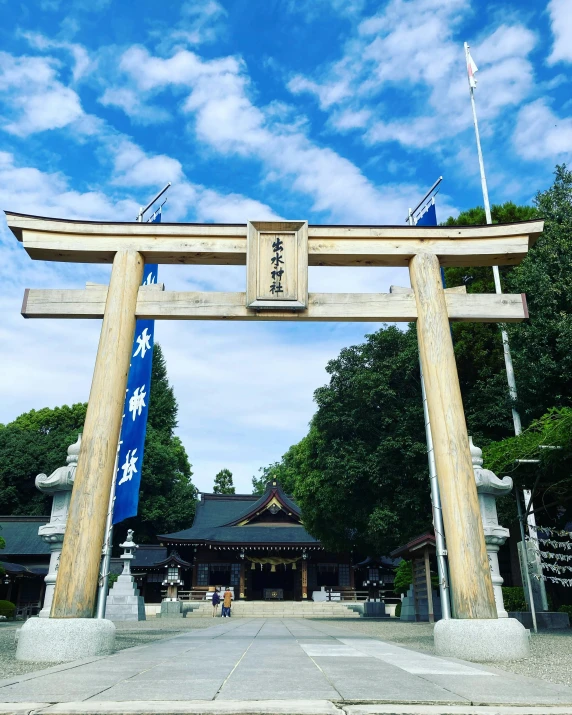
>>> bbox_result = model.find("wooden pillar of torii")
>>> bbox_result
[6,212,543,620]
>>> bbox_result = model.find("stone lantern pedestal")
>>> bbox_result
[470,437,512,618]
[35,435,80,618]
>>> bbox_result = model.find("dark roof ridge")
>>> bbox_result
[201,493,258,501]
[152,550,192,568]
[0,515,50,521]
[221,481,300,527]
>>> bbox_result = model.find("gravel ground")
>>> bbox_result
[0,618,215,680]
[323,618,572,687]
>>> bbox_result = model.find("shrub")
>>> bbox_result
[394,561,412,596]
[394,601,402,618]
[0,600,16,619]
[557,605,572,618]
[502,586,527,612]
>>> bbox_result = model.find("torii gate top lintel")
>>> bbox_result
[6,211,544,268]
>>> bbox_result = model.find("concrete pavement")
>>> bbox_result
[1,618,571,713]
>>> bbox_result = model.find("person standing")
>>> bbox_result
[211,589,220,617]
[222,587,232,617]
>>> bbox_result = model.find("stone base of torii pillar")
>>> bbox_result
[15,618,115,662]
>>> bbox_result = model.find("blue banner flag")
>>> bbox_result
[414,199,446,286]
[112,263,158,524]
[415,200,437,227]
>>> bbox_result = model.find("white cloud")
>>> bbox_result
[547,0,572,65]
[0,52,84,135]
[113,46,419,223]
[196,190,281,223]
[22,32,93,81]
[331,108,372,131]
[513,99,572,161]
[287,2,537,155]
[104,138,280,223]
[111,139,185,188]
[474,24,536,63]
[284,0,366,22]
[0,151,136,220]
[150,0,227,52]
[98,87,171,124]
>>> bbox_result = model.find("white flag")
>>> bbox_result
[466,47,478,89]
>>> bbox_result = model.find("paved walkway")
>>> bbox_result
[1,619,572,712]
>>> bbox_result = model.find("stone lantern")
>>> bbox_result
[470,437,512,618]
[35,434,81,618]
[105,530,146,621]
[156,552,191,618]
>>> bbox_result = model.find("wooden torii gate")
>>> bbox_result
[6,212,543,622]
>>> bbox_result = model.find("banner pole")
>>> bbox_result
[465,41,522,436]
[95,446,120,619]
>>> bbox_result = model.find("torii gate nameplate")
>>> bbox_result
[246,220,308,310]
[5,212,544,624]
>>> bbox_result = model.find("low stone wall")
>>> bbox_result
[509,611,570,629]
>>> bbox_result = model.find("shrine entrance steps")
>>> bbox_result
[182,601,362,618]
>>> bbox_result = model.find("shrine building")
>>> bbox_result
[153,480,354,601]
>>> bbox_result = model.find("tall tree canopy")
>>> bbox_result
[254,327,430,554]
[0,343,197,543]
[255,165,572,553]
[0,403,87,515]
[213,469,235,495]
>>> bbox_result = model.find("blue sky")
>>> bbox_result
[0,0,570,495]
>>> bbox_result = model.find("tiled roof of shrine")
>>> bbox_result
[158,482,319,546]
[0,517,50,555]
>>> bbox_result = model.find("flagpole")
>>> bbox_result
[464,42,522,437]
[465,41,547,611]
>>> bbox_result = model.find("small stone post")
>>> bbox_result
[470,437,512,618]
[35,435,81,618]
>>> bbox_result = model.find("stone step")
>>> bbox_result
[184,610,361,618]
[181,601,362,620]
[185,614,361,618]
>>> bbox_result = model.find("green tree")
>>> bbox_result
[504,166,572,423]
[252,441,306,496]
[443,201,539,444]
[213,468,235,495]
[393,560,413,596]
[0,403,87,515]
[288,327,431,555]
[443,172,572,438]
